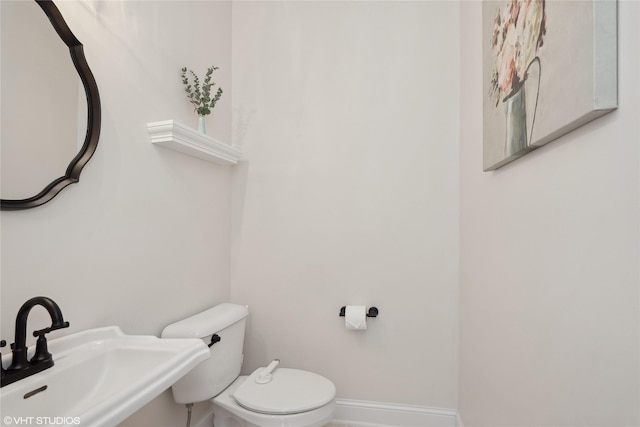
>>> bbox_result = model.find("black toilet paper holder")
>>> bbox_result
[339,306,379,318]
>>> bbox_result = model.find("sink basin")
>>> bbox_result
[0,326,210,426]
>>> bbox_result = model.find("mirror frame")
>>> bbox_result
[1,0,101,211]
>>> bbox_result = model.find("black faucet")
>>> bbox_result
[1,296,70,387]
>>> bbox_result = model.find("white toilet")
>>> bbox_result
[161,303,336,427]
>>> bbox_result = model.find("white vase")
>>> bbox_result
[503,57,541,159]
[198,116,206,134]
[503,85,527,158]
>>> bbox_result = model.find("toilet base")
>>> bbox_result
[211,376,335,427]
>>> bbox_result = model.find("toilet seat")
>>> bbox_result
[212,374,336,427]
[232,367,336,415]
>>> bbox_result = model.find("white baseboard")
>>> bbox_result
[195,399,460,427]
[333,399,458,427]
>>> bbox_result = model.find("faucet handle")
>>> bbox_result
[30,322,69,366]
[33,321,70,337]
[30,335,53,365]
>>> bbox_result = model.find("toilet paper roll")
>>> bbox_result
[345,305,367,330]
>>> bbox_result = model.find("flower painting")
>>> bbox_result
[482,0,618,171]
[488,0,546,109]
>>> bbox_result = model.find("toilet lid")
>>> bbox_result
[232,367,336,415]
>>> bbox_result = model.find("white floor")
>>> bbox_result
[324,423,380,427]
[325,423,405,427]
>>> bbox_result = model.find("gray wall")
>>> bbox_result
[1,2,233,426]
[459,1,640,425]
[230,0,460,408]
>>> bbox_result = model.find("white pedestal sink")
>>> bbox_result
[0,326,210,427]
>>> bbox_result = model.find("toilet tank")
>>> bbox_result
[161,303,249,404]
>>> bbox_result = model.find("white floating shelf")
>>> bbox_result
[147,120,241,165]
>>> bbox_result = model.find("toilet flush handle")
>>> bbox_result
[256,359,280,384]
[208,334,221,348]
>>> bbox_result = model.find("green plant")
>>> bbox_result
[181,66,223,116]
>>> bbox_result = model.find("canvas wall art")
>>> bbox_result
[482,0,617,171]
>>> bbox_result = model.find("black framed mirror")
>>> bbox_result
[0,0,101,210]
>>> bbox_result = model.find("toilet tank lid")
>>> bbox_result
[161,303,248,339]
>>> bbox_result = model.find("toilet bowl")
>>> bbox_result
[211,368,336,427]
[161,303,336,427]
